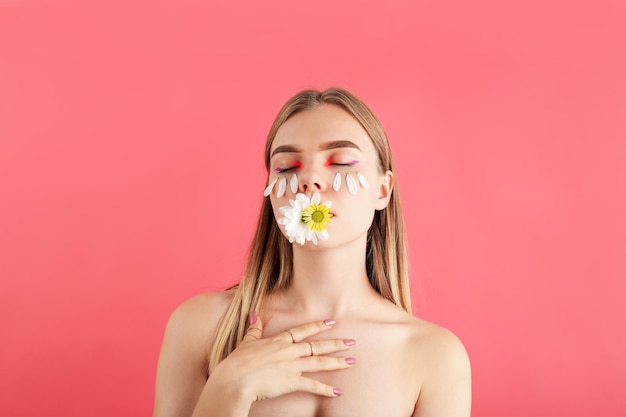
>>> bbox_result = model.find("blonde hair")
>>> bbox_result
[208,88,410,373]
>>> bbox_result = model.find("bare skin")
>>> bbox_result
[153,104,471,417]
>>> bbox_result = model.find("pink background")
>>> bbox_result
[1,1,625,416]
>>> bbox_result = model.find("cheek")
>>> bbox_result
[270,200,289,236]
[270,192,291,206]
[330,206,375,240]
[335,179,378,205]
[332,191,377,224]
[269,196,292,232]
[269,197,282,219]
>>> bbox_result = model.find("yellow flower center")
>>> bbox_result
[311,211,324,223]
[301,203,332,232]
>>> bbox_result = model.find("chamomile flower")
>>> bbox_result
[302,201,332,234]
[277,192,333,245]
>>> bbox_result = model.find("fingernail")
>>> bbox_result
[249,311,257,325]
[345,357,356,365]
[333,387,343,396]
[324,319,336,326]
[343,339,356,346]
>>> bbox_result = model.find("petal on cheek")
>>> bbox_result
[277,177,287,198]
[263,178,277,197]
[357,173,369,189]
[346,173,358,195]
[290,174,298,193]
[333,173,342,191]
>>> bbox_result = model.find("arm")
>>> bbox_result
[412,329,472,417]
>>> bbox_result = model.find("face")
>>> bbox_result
[266,104,393,249]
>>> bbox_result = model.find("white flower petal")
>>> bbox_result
[295,193,309,206]
[290,174,298,193]
[357,172,369,189]
[276,192,332,246]
[346,173,358,195]
[263,178,277,197]
[333,172,342,191]
[277,177,287,198]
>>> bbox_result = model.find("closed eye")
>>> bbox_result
[329,159,360,167]
[275,166,300,174]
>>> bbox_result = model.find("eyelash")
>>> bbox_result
[275,160,358,174]
[275,167,297,174]
[328,159,359,167]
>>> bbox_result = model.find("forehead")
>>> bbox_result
[271,104,376,155]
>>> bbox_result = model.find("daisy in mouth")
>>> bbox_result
[277,192,333,245]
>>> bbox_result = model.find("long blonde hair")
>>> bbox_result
[208,88,410,373]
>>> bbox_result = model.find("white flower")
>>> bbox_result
[277,192,333,245]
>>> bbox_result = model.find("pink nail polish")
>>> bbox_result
[324,319,336,326]
[345,357,356,365]
[333,387,343,396]
[249,311,257,325]
[343,339,356,346]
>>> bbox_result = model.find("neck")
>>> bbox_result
[277,236,380,319]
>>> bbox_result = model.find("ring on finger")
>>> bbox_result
[286,330,296,343]
[245,326,261,339]
[306,341,315,356]
[247,326,262,335]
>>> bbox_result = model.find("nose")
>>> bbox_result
[298,164,328,194]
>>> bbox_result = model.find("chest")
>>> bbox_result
[248,325,418,417]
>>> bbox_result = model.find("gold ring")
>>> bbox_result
[286,330,296,343]
[307,341,315,356]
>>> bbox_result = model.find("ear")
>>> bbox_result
[375,170,394,210]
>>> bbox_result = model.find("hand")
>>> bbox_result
[209,313,356,404]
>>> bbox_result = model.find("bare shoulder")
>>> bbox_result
[375,302,468,361]
[405,316,469,368]
[172,289,235,317]
[401,315,472,417]
[169,290,235,334]
[166,291,235,351]
[154,290,236,417]
[368,302,470,381]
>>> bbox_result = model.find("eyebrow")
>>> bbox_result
[270,140,361,158]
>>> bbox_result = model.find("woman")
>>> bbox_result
[154,88,471,417]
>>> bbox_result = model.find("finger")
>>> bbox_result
[294,355,357,373]
[275,318,337,343]
[242,312,264,343]
[291,375,343,397]
[302,338,356,357]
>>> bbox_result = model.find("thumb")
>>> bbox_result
[242,311,263,342]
